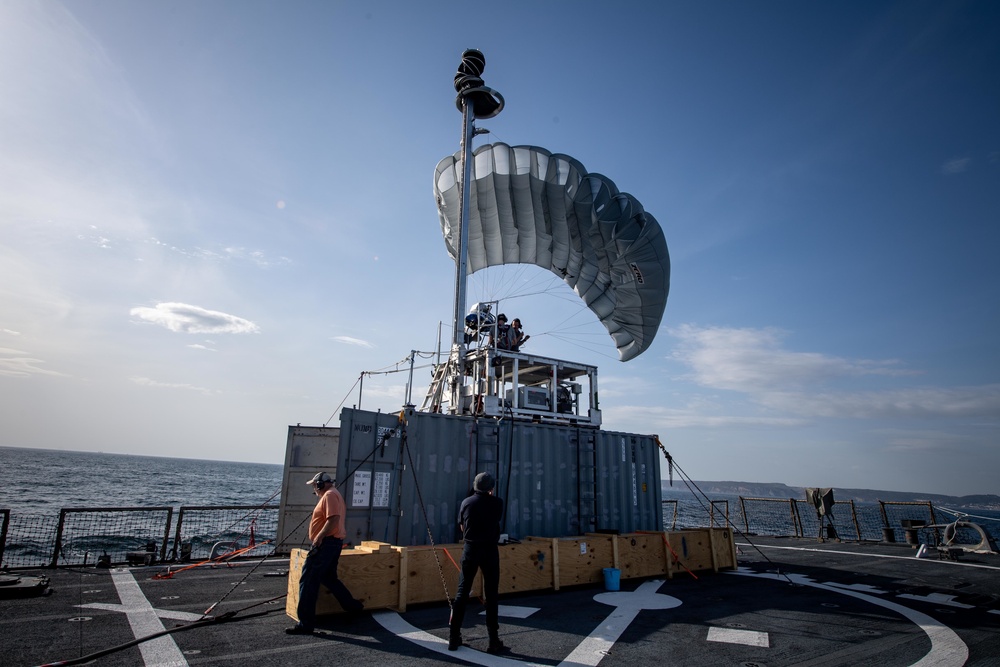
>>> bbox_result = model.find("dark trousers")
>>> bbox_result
[295,536,360,629]
[449,542,500,639]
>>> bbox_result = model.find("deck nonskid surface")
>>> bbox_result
[3,538,998,667]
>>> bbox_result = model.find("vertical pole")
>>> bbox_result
[452,101,475,350]
[52,509,68,568]
[446,100,476,413]
[161,507,173,563]
[172,507,186,562]
[405,350,416,407]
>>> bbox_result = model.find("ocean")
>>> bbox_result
[2,446,998,550]
[0,446,283,514]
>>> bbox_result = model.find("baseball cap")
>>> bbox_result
[473,472,495,492]
[307,472,333,485]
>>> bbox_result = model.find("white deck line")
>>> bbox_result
[732,570,969,667]
[707,626,769,647]
[737,542,1000,570]
[374,580,680,667]
[110,568,189,667]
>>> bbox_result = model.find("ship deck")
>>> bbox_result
[3,536,998,667]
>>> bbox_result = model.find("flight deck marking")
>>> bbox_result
[75,568,190,667]
[373,579,680,667]
[378,569,971,667]
[736,541,1000,571]
[480,604,539,619]
[707,626,769,647]
[731,570,969,667]
[564,580,680,666]
[896,593,974,609]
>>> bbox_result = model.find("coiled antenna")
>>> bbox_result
[453,48,504,119]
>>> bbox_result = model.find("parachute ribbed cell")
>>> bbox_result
[434,143,670,361]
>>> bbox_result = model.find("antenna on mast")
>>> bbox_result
[444,49,504,413]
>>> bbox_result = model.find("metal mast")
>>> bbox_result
[447,49,504,412]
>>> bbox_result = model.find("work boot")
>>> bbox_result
[486,637,505,654]
[448,632,463,651]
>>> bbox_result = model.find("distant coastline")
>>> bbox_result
[662,480,1000,510]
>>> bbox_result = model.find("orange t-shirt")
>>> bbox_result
[309,487,347,542]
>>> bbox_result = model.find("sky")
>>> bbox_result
[1,1,998,497]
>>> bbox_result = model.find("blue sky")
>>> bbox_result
[1,1,997,496]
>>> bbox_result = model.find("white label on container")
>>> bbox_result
[580,542,587,555]
[352,470,371,507]
[372,471,391,508]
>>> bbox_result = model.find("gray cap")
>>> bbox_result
[307,472,333,486]
[473,472,495,492]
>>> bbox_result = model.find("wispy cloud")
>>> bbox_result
[131,376,217,395]
[606,404,807,430]
[333,336,374,348]
[0,347,68,378]
[669,325,999,421]
[130,303,259,335]
[941,157,971,174]
[223,247,292,269]
[1,329,21,336]
[670,324,914,392]
[878,429,971,454]
[757,386,1000,419]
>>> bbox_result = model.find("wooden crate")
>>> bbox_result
[287,528,736,619]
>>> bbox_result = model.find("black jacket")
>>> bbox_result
[458,492,503,544]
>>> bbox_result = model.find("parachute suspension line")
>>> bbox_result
[653,438,792,584]
[544,332,620,361]
[323,374,362,427]
[398,415,454,611]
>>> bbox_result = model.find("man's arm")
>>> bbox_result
[312,515,338,548]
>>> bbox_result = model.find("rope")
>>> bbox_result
[399,416,454,611]
[653,438,794,585]
[936,506,1000,524]
[37,601,285,666]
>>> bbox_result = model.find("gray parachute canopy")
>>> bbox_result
[434,143,670,361]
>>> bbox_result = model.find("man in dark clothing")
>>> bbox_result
[449,472,505,654]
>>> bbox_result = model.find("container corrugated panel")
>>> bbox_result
[329,407,663,547]
[276,425,341,554]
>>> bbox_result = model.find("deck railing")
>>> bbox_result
[0,498,986,569]
[1,505,278,569]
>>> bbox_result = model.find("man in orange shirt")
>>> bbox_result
[286,472,364,635]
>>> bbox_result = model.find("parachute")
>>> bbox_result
[434,143,671,361]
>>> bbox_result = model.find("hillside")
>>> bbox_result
[660,480,1000,509]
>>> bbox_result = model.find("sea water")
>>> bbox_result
[2,445,998,542]
[0,446,283,515]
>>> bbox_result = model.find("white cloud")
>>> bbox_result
[223,246,292,269]
[131,376,216,395]
[668,324,1000,422]
[130,302,259,335]
[0,347,69,378]
[333,336,374,348]
[1,329,21,336]
[758,386,1000,420]
[670,324,914,392]
[606,404,807,430]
